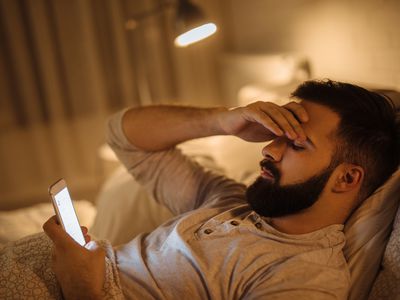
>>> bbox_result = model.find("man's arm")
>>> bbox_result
[121,101,309,152]
[122,106,226,151]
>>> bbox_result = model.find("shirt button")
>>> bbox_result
[230,220,239,226]
[204,229,213,234]
[255,222,262,229]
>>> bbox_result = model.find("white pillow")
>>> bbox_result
[0,200,96,245]
[91,166,174,246]
[344,167,400,300]
[368,200,400,299]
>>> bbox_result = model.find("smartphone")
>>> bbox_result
[49,178,86,246]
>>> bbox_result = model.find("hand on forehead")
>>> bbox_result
[297,100,341,148]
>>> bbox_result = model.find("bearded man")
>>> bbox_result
[39,79,399,299]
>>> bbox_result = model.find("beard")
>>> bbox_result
[245,159,335,218]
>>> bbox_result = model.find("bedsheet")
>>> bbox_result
[0,232,123,299]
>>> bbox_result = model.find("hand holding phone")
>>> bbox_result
[49,178,86,246]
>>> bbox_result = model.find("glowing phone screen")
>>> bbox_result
[54,187,86,246]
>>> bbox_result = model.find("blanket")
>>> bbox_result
[0,232,123,299]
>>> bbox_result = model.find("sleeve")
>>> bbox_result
[106,109,245,216]
[243,259,350,300]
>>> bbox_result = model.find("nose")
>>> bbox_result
[262,138,287,162]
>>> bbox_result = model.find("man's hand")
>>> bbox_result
[217,101,309,142]
[43,216,106,300]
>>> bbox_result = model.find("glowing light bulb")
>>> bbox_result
[175,23,217,47]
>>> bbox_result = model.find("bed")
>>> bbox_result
[1,54,399,299]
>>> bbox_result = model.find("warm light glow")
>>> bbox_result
[175,23,217,47]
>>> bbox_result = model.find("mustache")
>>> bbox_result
[259,159,281,181]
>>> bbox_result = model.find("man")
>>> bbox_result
[43,80,399,299]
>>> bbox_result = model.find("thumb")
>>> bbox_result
[43,215,75,248]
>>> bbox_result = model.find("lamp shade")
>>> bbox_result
[174,0,217,47]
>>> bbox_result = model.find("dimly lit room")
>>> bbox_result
[0,0,399,299]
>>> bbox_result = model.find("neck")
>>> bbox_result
[267,212,340,235]
[266,195,352,235]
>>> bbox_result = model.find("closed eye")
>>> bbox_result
[290,142,306,151]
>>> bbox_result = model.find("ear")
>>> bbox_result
[332,163,364,193]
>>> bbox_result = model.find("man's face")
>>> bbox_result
[246,100,341,218]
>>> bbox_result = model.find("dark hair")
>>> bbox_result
[291,79,399,200]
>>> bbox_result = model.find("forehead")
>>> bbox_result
[300,100,340,146]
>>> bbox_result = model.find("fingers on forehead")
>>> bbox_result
[248,109,283,136]
[284,102,309,122]
[279,108,307,137]
[265,107,297,135]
